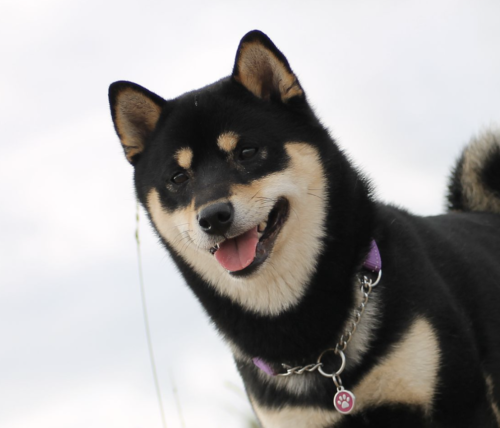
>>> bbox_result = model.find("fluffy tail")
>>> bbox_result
[447,128,500,213]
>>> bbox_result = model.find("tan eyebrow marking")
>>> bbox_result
[175,148,193,169]
[217,132,239,153]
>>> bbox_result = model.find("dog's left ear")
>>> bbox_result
[232,30,304,102]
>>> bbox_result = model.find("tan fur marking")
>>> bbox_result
[235,42,303,102]
[486,375,500,427]
[115,88,162,163]
[217,132,239,153]
[460,129,500,214]
[175,148,193,170]
[353,317,440,414]
[250,396,341,428]
[147,189,196,255]
[249,319,438,426]
[147,142,327,316]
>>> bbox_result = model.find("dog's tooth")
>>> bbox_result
[258,221,267,233]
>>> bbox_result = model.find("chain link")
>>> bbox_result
[278,362,323,377]
[336,275,373,353]
[276,270,381,378]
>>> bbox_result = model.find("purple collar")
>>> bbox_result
[253,240,381,376]
[363,240,382,273]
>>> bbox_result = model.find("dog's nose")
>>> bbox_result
[198,202,234,235]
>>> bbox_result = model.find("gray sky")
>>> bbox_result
[1,1,499,427]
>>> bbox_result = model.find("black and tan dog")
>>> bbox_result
[109,30,500,427]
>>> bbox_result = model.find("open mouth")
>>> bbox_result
[209,198,290,276]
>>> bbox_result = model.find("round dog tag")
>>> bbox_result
[334,389,355,414]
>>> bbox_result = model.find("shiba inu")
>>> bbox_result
[109,30,500,427]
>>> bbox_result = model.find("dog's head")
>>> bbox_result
[109,31,342,316]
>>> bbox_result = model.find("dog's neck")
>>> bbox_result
[251,241,382,377]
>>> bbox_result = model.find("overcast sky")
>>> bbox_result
[1,1,499,427]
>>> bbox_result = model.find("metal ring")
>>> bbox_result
[350,322,358,336]
[362,281,372,294]
[371,270,382,287]
[332,374,343,389]
[317,348,346,378]
[359,302,366,314]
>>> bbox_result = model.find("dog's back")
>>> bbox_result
[371,130,500,426]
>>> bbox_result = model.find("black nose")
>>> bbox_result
[198,202,234,235]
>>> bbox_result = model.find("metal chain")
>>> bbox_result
[278,362,323,377]
[336,275,374,353]
[276,270,381,378]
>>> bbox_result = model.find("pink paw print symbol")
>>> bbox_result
[334,389,355,414]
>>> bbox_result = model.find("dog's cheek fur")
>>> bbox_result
[146,142,327,316]
[146,189,195,251]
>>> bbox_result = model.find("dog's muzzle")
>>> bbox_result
[200,198,290,275]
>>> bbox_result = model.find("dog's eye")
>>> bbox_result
[239,147,258,160]
[171,172,189,184]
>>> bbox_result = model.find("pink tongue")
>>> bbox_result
[214,227,259,272]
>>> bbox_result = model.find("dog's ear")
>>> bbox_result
[109,81,166,164]
[232,30,304,103]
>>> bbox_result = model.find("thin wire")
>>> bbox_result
[136,200,168,428]
[170,370,187,428]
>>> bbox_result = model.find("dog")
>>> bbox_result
[109,30,500,427]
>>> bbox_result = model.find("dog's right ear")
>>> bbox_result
[108,81,166,164]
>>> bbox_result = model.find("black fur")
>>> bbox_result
[446,152,466,211]
[110,30,500,427]
[483,144,500,197]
